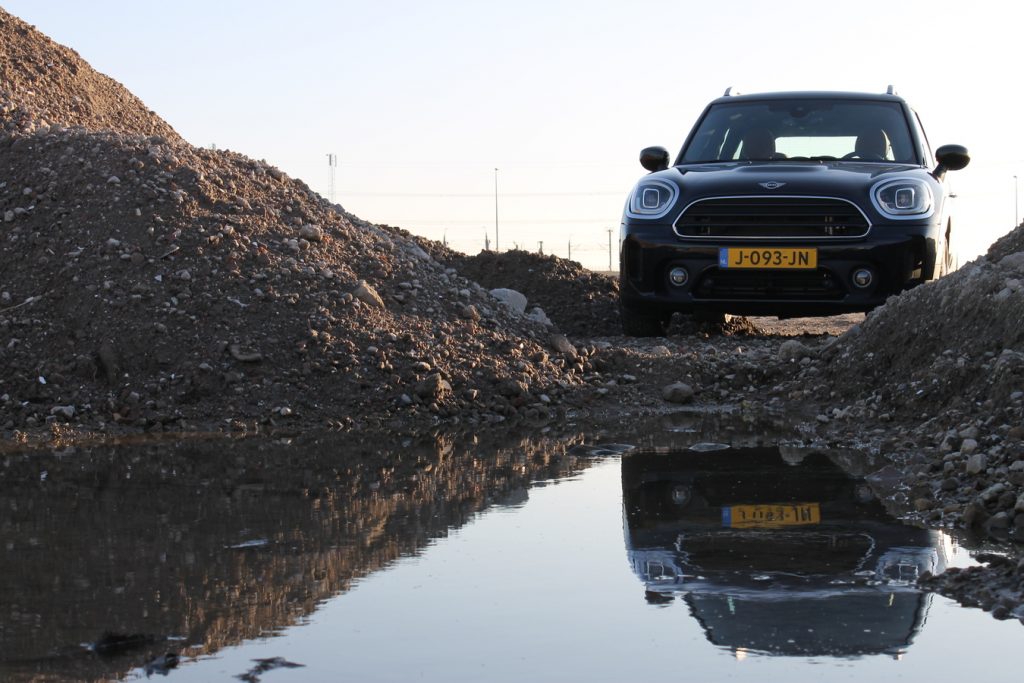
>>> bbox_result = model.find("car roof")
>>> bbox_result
[709,90,908,106]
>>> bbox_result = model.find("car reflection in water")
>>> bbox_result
[622,444,947,658]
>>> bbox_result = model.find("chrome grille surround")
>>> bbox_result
[674,195,872,240]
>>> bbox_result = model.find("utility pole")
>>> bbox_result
[1016,175,1019,226]
[607,228,613,272]
[484,230,490,251]
[494,168,500,252]
[568,239,572,262]
[326,153,337,203]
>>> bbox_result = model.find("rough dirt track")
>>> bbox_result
[1,7,1023,621]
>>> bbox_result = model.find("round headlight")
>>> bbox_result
[626,179,679,219]
[871,178,934,219]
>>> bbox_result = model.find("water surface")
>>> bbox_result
[1,416,1019,682]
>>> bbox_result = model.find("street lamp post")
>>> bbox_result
[494,168,500,252]
[607,228,613,272]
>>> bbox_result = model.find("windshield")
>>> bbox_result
[680,99,918,164]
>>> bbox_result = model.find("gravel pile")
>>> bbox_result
[0,9,617,435]
[440,248,621,337]
[0,122,620,433]
[0,9,181,141]
[813,236,1024,538]
[766,226,1024,617]
[437,247,765,338]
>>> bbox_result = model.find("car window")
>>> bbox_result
[681,99,917,164]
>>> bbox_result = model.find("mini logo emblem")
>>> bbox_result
[759,181,786,190]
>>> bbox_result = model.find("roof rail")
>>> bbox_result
[723,87,740,96]
[886,84,897,95]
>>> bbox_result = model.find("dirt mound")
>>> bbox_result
[988,220,1024,262]
[0,9,181,141]
[823,234,1024,415]
[920,553,1024,621]
[0,12,607,434]
[813,224,1024,541]
[440,249,621,337]
[0,124,603,433]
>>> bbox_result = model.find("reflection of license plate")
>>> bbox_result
[722,503,821,528]
[718,247,817,269]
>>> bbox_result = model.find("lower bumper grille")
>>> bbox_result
[694,268,845,300]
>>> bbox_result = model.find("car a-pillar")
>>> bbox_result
[932,144,970,279]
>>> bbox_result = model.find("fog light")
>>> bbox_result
[668,266,689,287]
[670,484,692,507]
[852,268,873,288]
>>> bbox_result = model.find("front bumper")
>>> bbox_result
[619,223,938,317]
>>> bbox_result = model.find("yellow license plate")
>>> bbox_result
[718,247,817,269]
[723,503,821,528]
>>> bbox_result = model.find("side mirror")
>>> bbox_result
[933,144,970,179]
[640,146,670,172]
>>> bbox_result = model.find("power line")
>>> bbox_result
[374,218,616,225]
[324,161,634,170]
[339,190,624,198]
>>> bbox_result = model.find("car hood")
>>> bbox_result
[660,161,926,197]
[686,590,929,657]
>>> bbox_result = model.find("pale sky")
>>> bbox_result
[4,0,1021,270]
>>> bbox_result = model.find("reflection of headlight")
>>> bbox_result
[626,180,678,219]
[628,549,682,583]
[871,178,934,219]
[876,547,939,586]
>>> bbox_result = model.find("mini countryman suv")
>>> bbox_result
[618,88,969,336]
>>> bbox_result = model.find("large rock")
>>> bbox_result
[299,224,324,242]
[549,334,578,358]
[526,307,552,326]
[414,374,451,401]
[662,382,694,404]
[353,280,385,309]
[778,339,812,362]
[966,453,988,475]
[489,288,528,315]
[497,379,529,398]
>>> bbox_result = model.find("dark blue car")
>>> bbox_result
[621,446,946,657]
[618,88,969,335]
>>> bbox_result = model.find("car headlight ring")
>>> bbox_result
[626,179,679,220]
[871,178,934,219]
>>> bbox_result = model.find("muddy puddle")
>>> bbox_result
[1,411,1021,682]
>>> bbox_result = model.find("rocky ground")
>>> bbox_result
[1,7,1022,621]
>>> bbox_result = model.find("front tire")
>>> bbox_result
[620,305,668,337]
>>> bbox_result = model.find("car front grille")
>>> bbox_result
[681,531,873,574]
[675,196,870,239]
[694,268,846,300]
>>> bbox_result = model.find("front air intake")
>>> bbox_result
[675,197,870,239]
